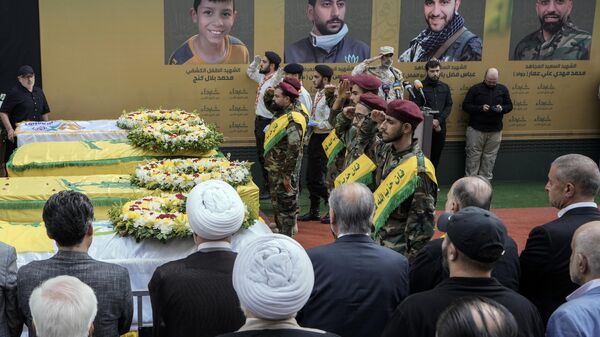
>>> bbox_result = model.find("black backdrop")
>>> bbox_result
[0,0,42,94]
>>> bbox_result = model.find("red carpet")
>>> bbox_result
[290,207,558,253]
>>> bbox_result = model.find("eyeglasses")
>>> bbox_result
[537,0,567,5]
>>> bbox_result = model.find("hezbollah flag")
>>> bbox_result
[334,154,377,187]
[264,112,307,155]
[373,155,437,234]
[322,130,345,167]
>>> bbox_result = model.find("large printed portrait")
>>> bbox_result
[284,0,373,64]
[398,0,486,62]
[509,0,595,60]
[164,0,255,65]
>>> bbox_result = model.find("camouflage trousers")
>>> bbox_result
[373,217,434,261]
[267,172,300,237]
[325,153,345,192]
[465,126,502,180]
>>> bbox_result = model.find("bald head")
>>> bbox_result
[484,68,499,87]
[446,176,493,213]
[571,221,600,284]
[329,183,375,235]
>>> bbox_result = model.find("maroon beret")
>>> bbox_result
[282,76,302,91]
[338,74,352,82]
[358,92,387,112]
[350,74,382,92]
[277,81,300,99]
[386,100,423,126]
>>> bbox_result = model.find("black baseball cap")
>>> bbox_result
[18,65,34,77]
[438,207,506,263]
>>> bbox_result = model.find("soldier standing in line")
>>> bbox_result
[262,77,307,236]
[363,100,438,259]
[514,0,591,60]
[352,46,405,101]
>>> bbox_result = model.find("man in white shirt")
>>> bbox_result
[520,154,600,323]
[247,51,284,200]
[299,65,335,221]
[282,63,313,114]
[547,221,600,337]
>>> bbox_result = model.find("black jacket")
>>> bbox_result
[149,250,245,337]
[411,78,453,126]
[410,236,521,294]
[462,82,513,132]
[381,277,544,337]
[520,206,600,324]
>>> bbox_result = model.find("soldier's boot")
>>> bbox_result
[298,205,320,222]
[320,212,330,224]
[279,224,294,237]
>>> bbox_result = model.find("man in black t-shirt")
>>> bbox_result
[0,65,51,163]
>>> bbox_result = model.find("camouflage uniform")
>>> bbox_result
[263,96,306,236]
[363,127,437,259]
[334,109,378,170]
[513,22,592,60]
[399,29,482,62]
[352,63,404,101]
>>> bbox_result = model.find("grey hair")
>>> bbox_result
[574,221,600,275]
[29,275,98,337]
[328,183,375,235]
[552,154,600,197]
[452,176,493,210]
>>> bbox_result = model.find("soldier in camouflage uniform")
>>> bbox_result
[335,93,387,170]
[362,100,438,259]
[262,77,306,236]
[352,46,404,101]
[513,0,591,60]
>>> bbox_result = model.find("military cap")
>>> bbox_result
[277,81,300,99]
[315,65,334,78]
[350,74,382,92]
[438,207,506,263]
[18,65,34,77]
[358,92,387,112]
[386,99,423,127]
[282,77,301,91]
[283,63,304,75]
[265,51,281,66]
[379,46,394,55]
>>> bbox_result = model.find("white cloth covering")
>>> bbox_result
[233,234,314,320]
[186,180,245,240]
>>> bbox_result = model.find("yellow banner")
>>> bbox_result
[334,154,376,187]
[264,111,307,153]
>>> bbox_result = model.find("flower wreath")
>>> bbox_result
[131,158,252,192]
[116,109,201,130]
[127,120,224,153]
[109,192,256,242]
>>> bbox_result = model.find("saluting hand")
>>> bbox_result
[371,110,386,124]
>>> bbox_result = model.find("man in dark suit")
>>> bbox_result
[17,191,133,337]
[149,180,246,337]
[520,154,600,324]
[297,182,410,337]
[0,241,20,337]
[410,176,520,293]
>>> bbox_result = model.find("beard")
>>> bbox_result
[428,75,439,82]
[540,15,564,35]
[270,101,284,112]
[382,131,405,144]
[382,59,393,68]
[315,18,345,35]
[259,66,270,75]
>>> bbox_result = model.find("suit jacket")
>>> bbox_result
[520,206,600,323]
[297,235,409,337]
[0,242,20,337]
[17,250,133,337]
[148,250,245,337]
[410,236,521,294]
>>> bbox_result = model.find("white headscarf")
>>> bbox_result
[186,180,245,240]
[233,234,314,320]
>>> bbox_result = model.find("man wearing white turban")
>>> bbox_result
[149,180,247,337]
[217,234,339,337]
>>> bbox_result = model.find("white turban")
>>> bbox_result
[186,180,245,240]
[232,234,314,320]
